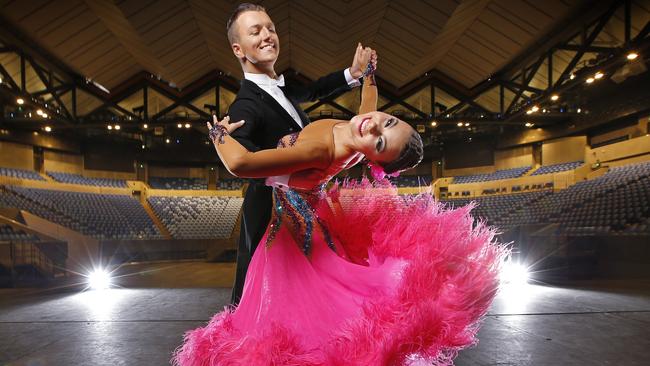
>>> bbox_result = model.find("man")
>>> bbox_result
[224,3,376,304]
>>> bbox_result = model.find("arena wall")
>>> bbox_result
[0,141,34,170]
[541,136,587,165]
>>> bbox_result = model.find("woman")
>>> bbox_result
[173,68,505,366]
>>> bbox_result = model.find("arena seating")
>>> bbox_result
[148,195,243,239]
[1,186,163,240]
[0,224,40,242]
[452,166,531,184]
[441,190,552,229]
[149,177,207,190]
[217,178,245,190]
[389,175,433,187]
[443,161,650,236]
[46,171,127,187]
[0,167,46,181]
[530,161,583,176]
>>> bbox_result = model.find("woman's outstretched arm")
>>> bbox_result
[358,74,378,115]
[207,117,331,178]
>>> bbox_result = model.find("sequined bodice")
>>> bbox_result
[264,129,338,256]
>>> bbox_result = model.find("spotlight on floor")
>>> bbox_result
[87,268,111,290]
[501,260,529,286]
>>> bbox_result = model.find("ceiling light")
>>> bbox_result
[464,122,470,127]
[526,109,533,115]
[569,73,575,80]
[107,125,113,130]
[177,123,182,128]
[586,77,595,84]
[525,122,534,127]
[430,121,437,127]
[531,105,539,112]
[141,144,145,149]
[550,94,559,101]
[114,125,121,130]
[577,108,582,113]
[16,98,24,105]
[165,138,170,143]
[44,126,52,132]
[626,52,638,60]
[36,109,43,116]
[457,122,463,127]
[42,113,48,118]
[184,123,191,128]
[143,124,148,129]
[594,71,604,79]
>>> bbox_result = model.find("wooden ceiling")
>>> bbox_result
[1,0,649,118]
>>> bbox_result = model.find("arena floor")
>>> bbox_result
[0,262,649,366]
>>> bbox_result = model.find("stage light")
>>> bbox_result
[531,105,539,112]
[114,125,121,130]
[627,52,638,60]
[87,268,111,290]
[184,123,191,128]
[107,125,113,130]
[586,77,594,84]
[500,260,529,286]
[525,122,534,127]
[430,121,437,127]
[594,71,604,79]
[457,122,463,127]
[464,122,470,127]
[550,94,559,101]
[16,98,24,105]
[165,138,170,143]
[36,109,43,116]
[143,124,148,129]
[141,144,145,149]
[569,73,575,80]
[526,109,533,115]
[177,123,182,128]
[577,108,582,113]
[44,126,52,132]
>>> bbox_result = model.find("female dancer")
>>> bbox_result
[173,68,505,366]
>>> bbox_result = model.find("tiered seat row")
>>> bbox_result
[46,171,127,187]
[452,166,531,184]
[217,178,245,190]
[0,224,40,242]
[149,177,207,190]
[2,186,163,240]
[531,161,583,176]
[148,196,243,239]
[0,167,45,181]
[441,190,552,228]
[389,175,432,187]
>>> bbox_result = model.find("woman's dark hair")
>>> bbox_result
[226,3,267,44]
[379,131,424,174]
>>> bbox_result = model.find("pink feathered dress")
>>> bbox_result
[172,133,505,366]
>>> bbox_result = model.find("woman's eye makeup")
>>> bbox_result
[384,118,397,128]
[376,136,385,152]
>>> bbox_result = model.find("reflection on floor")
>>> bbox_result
[0,262,649,365]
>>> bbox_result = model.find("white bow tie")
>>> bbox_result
[268,74,285,87]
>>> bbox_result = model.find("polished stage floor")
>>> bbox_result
[0,262,649,365]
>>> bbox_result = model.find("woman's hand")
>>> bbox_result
[206,115,245,134]
[350,43,378,79]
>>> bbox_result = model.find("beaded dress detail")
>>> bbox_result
[173,129,506,366]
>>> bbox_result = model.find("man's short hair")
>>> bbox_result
[226,3,267,45]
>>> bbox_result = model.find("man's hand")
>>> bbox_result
[349,42,378,79]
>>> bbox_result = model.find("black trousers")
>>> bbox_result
[230,183,272,305]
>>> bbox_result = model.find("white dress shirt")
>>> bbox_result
[244,68,361,128]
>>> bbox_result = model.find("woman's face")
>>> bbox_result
[348,111,413,164]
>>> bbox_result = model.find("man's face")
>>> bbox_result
[231,11,280,69]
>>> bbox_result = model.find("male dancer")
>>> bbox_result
[224,3,376,304]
